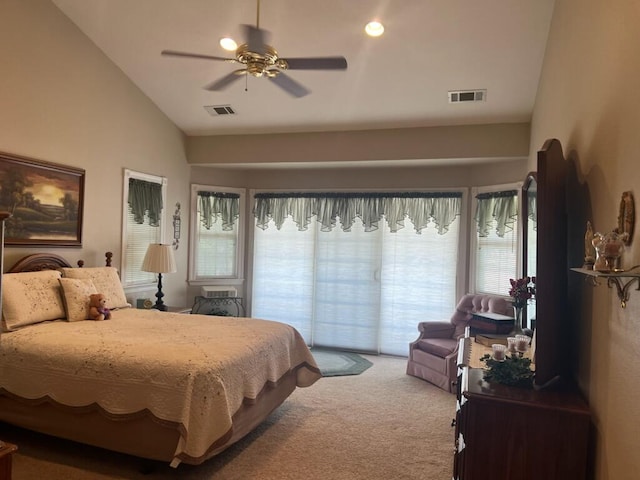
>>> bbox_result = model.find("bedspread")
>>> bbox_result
[0,309,320,464]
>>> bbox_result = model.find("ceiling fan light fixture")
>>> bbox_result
[219,37,238,51]
[365,21,384,37]
[163,1,347,98]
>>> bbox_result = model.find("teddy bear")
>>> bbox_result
[88,293,112,321]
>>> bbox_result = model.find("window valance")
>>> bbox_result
[128,178,163,227]
[253,191,462,234]
[475,190,518,238]
[198,192,240,231]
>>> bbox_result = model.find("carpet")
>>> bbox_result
[310,348,373,376]
[5,355,455,479]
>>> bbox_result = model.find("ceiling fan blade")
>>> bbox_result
[269,72,310,98]
[242,24,269,55]
[204,71,245,91]
[162,50,235,62]
[283,57,348,70]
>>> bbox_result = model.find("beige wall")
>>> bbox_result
[188,123,531,168]
[0,0,191,306]
[531,0,640,478]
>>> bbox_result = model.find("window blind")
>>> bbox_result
[190,186,244,281]
[121,172,166,286]
[252,191,462,356]
[473,189,519,296]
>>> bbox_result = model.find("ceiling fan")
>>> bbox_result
[161,0,347,98]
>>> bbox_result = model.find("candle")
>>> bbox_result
[492,344,506,361]
[515,334,531,353]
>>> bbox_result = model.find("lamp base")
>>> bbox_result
[153,273,167,311]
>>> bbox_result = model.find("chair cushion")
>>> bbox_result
[415,338,458,358]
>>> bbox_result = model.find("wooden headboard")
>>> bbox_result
[7,252,113,273]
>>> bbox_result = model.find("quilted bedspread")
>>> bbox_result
[0,309,320,464]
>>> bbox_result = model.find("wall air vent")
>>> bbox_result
[448,89,487,103]
[204,105,236,116]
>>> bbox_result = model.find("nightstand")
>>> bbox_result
[0,441,17,480]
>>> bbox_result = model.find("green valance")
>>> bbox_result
[128,178,163,227]
[198,192,240,231]
[253,192,462,234]
[474,190,518,238]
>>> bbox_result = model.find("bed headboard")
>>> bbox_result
[7,252,113,273]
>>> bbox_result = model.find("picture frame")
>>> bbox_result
[0,152,85,247]
[617,191,634,245]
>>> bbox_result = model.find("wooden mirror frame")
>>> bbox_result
[533,139,570,388]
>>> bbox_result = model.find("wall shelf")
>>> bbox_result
[571,267,640,308]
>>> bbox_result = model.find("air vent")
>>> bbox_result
[204,105,236,116]
[448,89,487,103]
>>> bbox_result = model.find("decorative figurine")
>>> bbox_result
[583,221,596,269]
[592,230,629,272]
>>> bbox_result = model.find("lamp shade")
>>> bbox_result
[141,244,177,274]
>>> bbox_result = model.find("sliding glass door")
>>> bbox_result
[251,192,461,356]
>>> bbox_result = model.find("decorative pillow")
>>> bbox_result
[2,270,66,331]
[60,267,130,309]
[58,277,98,322]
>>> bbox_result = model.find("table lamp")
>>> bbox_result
[141,243,177,311]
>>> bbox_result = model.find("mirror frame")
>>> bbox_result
[522,172,537,330]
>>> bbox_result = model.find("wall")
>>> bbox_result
[530,0,640,478]
[190,159,529,307]
[0,0,191,306]
[187,123,531,168]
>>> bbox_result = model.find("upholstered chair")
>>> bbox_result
[406,293,512,393]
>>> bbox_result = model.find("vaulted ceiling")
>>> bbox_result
[52,0,555,137]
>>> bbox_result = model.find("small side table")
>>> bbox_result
[469,311,514,335]
[0,441,18,480]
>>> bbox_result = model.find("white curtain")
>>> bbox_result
[251,192,461,356]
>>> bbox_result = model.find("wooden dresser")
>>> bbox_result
[0,442,17,480]
[453,337,590,480]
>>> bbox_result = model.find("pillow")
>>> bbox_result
[58,277,98,322]
[60,267,130,309]
[2,270,66,331]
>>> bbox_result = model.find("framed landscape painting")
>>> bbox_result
[0,152,85,247]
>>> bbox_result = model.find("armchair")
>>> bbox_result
[406,293,512,392]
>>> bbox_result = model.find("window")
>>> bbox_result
[121,170,167,287]
[189,184,244,283]
[470,184,521,296]
[251,191,462,356]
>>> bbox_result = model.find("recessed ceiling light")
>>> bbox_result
[220,37,237,51]
[365,21,384,37]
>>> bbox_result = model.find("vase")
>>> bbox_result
[511,306,524,335]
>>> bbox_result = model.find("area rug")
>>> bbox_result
[310,348,373,377]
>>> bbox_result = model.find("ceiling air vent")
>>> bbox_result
[448,89,487,103]
[204,105,236,116]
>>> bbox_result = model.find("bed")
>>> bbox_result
[0,252,321,467]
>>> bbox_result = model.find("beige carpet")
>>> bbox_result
[4,355,455,480]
